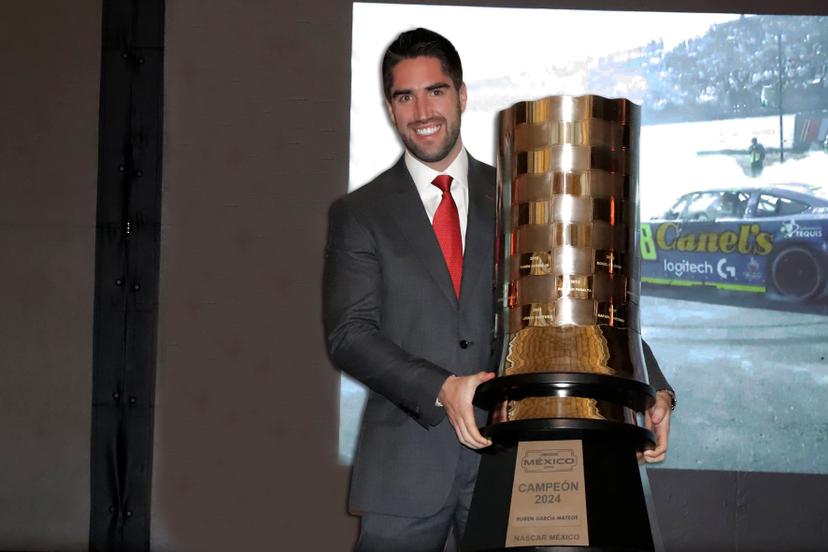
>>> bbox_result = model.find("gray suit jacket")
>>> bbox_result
[323,154,671,518]
[324,155,498,517]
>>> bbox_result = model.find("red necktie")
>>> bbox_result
[431,174,463,298]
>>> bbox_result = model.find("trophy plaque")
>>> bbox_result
[462,95,662,552]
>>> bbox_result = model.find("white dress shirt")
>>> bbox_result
[404,148,469,252]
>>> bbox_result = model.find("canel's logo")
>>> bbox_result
[520,449,577,472]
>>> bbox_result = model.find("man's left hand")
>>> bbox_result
[641,389,673,463]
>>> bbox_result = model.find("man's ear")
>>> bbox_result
[459,82,467,113]
[385,100,396,125]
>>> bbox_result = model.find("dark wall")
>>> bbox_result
[149,1,354,549]
[2,0,827,551]
[0,1,100,550]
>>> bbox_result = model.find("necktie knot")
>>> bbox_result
[432,174,453,194]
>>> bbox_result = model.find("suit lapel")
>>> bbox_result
[459,156,495,309]
[382,157,459,307]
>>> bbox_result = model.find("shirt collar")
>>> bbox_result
[404,147,468,195]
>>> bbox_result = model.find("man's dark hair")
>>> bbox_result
[381,28,463,101]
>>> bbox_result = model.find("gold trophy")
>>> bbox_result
[462,96,662,551]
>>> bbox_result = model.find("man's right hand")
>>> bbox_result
[437,371,495,449]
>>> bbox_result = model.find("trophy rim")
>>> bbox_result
[497,93,641,118]
[473,372,656,412]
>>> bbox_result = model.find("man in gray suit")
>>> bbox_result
[324,28,674,552]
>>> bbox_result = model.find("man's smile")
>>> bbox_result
[412,122,443,137]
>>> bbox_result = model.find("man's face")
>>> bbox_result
[385,56,466,171]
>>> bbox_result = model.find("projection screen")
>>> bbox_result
[340,3,828,476]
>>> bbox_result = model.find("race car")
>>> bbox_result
[640,185,828,301]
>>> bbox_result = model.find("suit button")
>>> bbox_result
[459,340,469,349]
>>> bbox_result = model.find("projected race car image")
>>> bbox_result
[342,3,828,475]
[641,185,828,302]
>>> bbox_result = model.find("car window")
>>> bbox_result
[682,191,750,220]
[754,194,810,217]
[664,194,692,220]
[717,192,750,218]
[684,192,719,220]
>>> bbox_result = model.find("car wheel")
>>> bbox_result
[769,246,825,301]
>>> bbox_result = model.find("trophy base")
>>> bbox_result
[461,429,660,552]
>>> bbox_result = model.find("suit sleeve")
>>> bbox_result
[323,197,452,428]
[642,339,674,397]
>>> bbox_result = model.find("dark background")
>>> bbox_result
[1,1,826,551]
